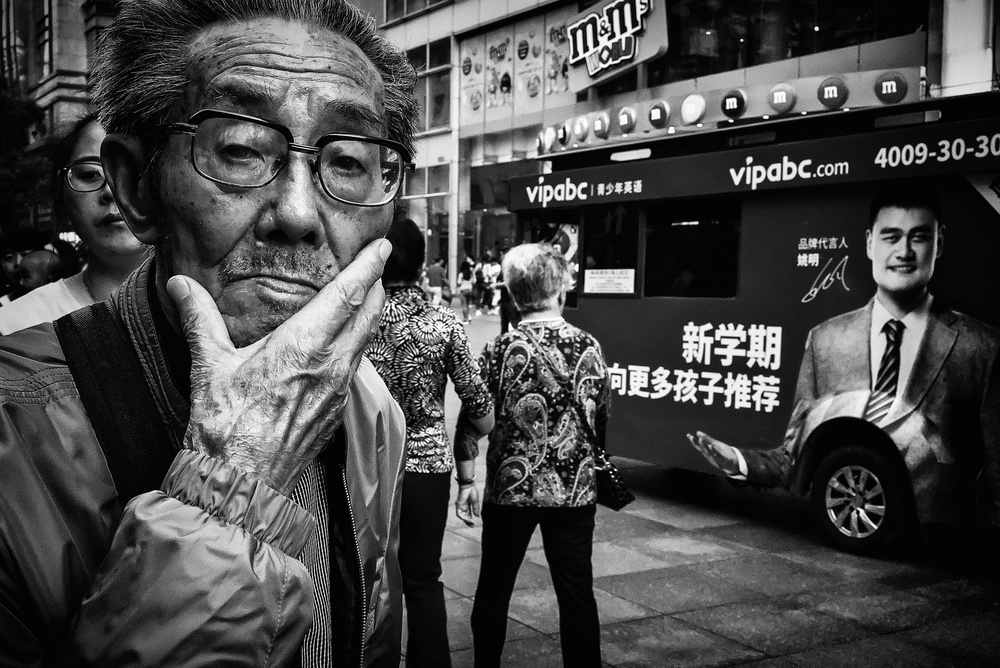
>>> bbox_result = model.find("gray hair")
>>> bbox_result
[503,243,571,314]
[91,0,417,155]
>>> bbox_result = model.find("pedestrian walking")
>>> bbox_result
[368,219,494,667]
[462,242,610,668]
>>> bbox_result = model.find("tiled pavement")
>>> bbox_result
[401,312,1000,667]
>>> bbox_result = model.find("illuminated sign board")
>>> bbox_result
[566,0,668,93]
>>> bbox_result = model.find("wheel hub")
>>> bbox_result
[825,464,887,539]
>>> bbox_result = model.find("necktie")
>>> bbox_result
[864,319,903,425]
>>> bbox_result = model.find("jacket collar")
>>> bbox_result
[882,297,959,426]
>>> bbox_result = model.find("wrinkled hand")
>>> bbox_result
[687,431,741,476]
[455,484,481,527]
[167,239,391,496]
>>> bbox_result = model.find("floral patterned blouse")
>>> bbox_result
[367,286,493,473]
[476,319,609,507]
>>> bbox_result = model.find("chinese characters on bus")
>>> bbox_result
[796,236,848,267]
[595,179,642,196]
[608,322,783,412]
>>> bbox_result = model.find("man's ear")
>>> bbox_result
[865,229,873,261]
[102,134,161,244]
[936,224,945,259]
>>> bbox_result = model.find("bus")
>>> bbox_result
[508,91,1000,552]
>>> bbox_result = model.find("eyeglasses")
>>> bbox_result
[158,109,413,207]
[61,160,107,192]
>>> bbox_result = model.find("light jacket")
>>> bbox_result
[0,260,407,666]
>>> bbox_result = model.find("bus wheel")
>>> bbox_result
[810,446,905,554]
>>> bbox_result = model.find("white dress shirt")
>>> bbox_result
[870,292,933,415]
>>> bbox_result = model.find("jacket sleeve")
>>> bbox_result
[445,318,494,423]
[979,344,1000,528]
[68,449,317,667]
[741,331,818,488]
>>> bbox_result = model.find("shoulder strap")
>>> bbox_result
[54,302,177,506]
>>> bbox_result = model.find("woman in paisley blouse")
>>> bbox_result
[465,243,609,668]
[367,219,494,668]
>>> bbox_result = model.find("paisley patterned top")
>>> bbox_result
[368,286,493,473]
[477,318,609,507]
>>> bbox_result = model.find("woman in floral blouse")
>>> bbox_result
[367,219,494,668]
[465,243,609,668]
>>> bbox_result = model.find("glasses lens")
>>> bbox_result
[66,163,106,192]
[318,140,403,205]
[193,117,286,187]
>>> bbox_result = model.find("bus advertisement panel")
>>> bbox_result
[510,95,1000,551]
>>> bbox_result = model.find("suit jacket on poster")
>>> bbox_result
[742,298,1000,525]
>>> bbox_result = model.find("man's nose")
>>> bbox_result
[898,238,916,258]
[256,157,323,247]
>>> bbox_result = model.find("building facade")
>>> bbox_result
[2,0,116,133]
[359,0,997,289]
[2,0,996,262]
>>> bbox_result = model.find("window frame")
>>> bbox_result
[407,37,452,133]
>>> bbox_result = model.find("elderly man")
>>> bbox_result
[0,1,415,666]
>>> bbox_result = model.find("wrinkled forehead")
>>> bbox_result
[180,17,386,135]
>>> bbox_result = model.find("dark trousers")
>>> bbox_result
[470,503,601,668]
[400,472,453,667]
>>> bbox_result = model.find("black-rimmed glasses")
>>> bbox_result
[158,109,413,207]
[61,160,107,193]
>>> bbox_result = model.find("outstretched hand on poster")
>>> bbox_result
[687,431,742,476]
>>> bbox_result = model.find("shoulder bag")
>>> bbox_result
[519,327,635,511]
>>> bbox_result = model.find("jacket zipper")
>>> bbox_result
[341,465,368,668]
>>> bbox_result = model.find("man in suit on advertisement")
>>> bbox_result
[689,183,1000,532]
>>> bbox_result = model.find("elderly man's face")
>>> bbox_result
[154,19,393,346]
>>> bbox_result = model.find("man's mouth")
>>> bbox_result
[241,274,323,295]
[888,264,917,274]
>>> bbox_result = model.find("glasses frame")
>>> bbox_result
[158,109,414,208]
[60,159,108,193]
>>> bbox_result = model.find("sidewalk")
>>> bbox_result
[408,312,1000,667]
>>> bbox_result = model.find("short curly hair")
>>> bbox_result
[91,0,417,155]
[502,243,572,314]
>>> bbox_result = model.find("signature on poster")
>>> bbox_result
[801,256,849,303]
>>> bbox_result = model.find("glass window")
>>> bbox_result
[428,38,450,68]
[595,69,637,99]
[34,0,51,78]
[410,38,451,132]
[406,45,427,72]
[404,166,426,197]
[427,164,449,194]
[427,70,450,129]
[644,198,740,298]
[386,0,405,22]
[581,203,640,293]
[400,196,448,264]
[646,0,929,88]
[385,0,447,23]
[413,75,428,131]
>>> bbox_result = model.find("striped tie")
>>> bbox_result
[864,319,903,425]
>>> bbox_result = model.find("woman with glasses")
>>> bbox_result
[0,114,146,335]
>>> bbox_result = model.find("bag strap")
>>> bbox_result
[54,302,178,505]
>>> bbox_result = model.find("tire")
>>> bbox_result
[810,445,911,554]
